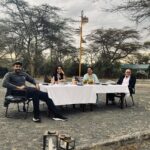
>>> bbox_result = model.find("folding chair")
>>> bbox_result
[106,93,126,109]
[124,88,135,107]
[115,88,135,108]
[4,90,31,118]
[106,85,135,108]
[130,94,135,106]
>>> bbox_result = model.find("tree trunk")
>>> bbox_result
[30,60,35,77]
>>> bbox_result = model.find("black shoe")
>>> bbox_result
[32,117,41,123]
[52,115,67,121]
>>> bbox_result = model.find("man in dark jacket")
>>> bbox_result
[117,69,136,94]
[2,61,67,122]
[107,69,136,104]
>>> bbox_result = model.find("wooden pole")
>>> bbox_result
[79,10,83,77]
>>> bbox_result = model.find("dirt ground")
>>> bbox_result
[0,79,150,150]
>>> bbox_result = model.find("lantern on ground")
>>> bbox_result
[58,134,75,150]
[43,131,58,150]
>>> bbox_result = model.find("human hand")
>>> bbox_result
[16,85,26,90]
[61,69,64,75]
[35,83,40,90]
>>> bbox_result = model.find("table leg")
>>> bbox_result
[120,96,123,109]
[80,104,85,112]
[73,104,76,109]
[120,93,125,109]
[90,104,93,111]
[106,94,109,105]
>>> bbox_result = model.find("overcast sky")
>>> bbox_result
[25,0,150,44]
[26,0,136,29]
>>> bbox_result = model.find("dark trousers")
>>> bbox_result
[106,93,125,98]
[106,93,125,107]
[106,87,133,101]
[12,87,61,118]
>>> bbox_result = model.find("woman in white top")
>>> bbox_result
[83,67,99,84]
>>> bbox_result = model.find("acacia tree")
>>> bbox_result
[0,24,11,59]
[144,41,150,49]
[110,0,150,29]
[0,0,76,76]
[85,44,99,65]
[86,27,141,77]
[86,27,141,64]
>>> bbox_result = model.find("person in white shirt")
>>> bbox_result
[117,69,136,93]
[106,69,136,105]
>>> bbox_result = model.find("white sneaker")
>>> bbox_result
[52,115,67,121]
[52,118,65,121]
[32,117,41,122]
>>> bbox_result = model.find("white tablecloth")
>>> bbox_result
[40,84,129,106]
[93,84,129,93]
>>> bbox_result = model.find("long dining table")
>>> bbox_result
[39,83,129,109]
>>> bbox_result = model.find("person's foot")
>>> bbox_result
[32,117,41,123]
[52,115,67,121]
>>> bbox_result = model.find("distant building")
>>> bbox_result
[121,64,150,79]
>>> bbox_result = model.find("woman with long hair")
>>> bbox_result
[52,66,65,84]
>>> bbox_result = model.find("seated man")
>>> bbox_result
[107,69,136,104]
[2,61,67,122]
[83,67,99,84]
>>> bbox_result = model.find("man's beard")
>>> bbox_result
[15,69,21,73]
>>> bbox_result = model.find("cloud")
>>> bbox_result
[25,0,149,43]
[25,0,135,29]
